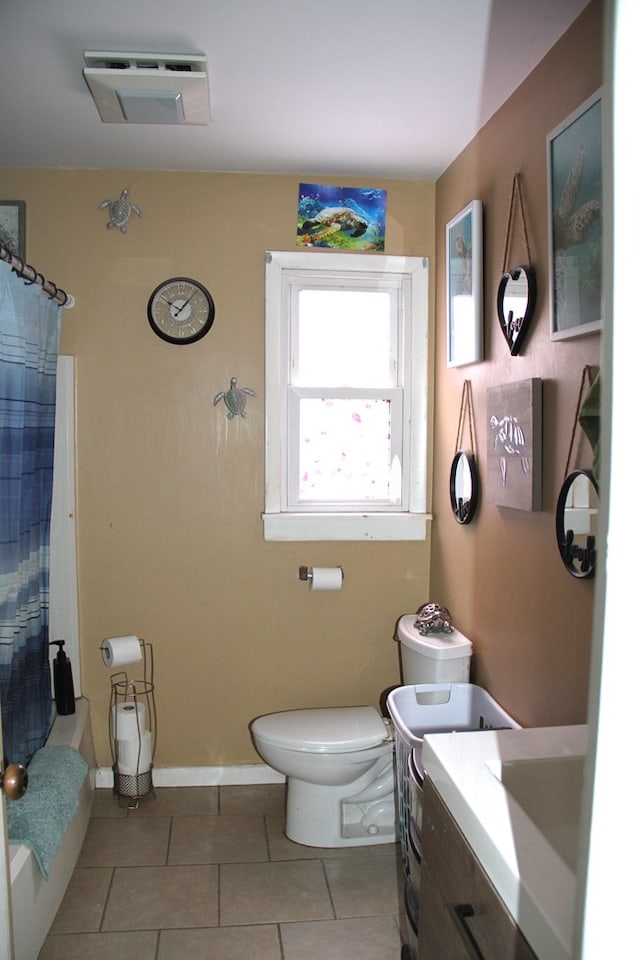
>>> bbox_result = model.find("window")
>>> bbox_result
[263,251,429,541]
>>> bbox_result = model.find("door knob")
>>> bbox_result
[0,763,28,800]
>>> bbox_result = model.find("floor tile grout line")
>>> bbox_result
[320,858,339,920]
[217,862,221,929]
[99,864,116,933]
[264,813,271,860]
[166,814,175,865]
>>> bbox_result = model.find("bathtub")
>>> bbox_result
[9,697,96,960]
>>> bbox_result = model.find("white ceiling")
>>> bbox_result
[0,0,590,180]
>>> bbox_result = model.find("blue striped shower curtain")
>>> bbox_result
[0,260,62,765]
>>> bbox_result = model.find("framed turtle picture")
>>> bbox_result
[446,200,483,367]
[487,378,542,511]
[0,200,26,259]
[296,183,387,252]
[547,89,603,340]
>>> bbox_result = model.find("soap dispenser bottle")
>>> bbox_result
[49,640,76,715]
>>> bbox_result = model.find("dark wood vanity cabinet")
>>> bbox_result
[418,776,538,960]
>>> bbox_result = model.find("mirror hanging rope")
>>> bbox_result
[562,364,599,480]
[450,380,479,525]
[454,379,477,456]
[501,173,532,276]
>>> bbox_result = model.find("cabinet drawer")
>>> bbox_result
[418,777,537,960]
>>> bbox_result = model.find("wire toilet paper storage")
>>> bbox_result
[101,637,157,805]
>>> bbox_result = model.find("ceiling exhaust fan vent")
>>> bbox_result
[83,51,210,125]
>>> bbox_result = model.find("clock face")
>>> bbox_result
[147,277,215,344]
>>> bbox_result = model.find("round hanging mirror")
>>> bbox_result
[449,451,479,525]
[555,469,599,578]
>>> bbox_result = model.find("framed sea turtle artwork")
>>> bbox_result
[0,200,26,259]
[296,183,386,252]
[487,378,542,512]
[547,89,602,340]
[446,199,483,367]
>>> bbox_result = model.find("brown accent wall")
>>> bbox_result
[0,169,435,766]
[431,0,603,727]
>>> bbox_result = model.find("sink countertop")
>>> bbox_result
[422,724,588,960]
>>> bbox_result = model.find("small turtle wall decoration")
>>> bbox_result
[214,378,257,419]
[98,188,142,233]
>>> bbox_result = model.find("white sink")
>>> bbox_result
[494,753,584,872]
[422,725,588,960]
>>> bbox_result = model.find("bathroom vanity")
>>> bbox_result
[418,725,587,960]
[418,775,537,958]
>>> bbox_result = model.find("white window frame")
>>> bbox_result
[263,250,430,541]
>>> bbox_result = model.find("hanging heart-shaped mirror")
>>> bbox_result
[497,264,536,356]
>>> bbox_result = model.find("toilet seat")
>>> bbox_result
[252,706,388,753]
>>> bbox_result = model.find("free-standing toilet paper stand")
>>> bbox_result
[107,639,157,807]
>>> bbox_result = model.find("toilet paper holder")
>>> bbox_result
[102,638,157,808]
[298,565,344,584]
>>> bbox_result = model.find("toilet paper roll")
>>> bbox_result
[101,635,142,668]
[309,567,344,591]
[116,729,153,775]
[111,701,146,740]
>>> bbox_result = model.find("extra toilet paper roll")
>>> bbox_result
[309,567,344,591]
[101,635,142,668]
[116,729,153,775]
[111,701,146,740]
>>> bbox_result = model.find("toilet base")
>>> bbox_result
[284,755,397,848]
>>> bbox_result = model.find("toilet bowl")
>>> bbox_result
[251,706,396,847]
[250,614,472,848]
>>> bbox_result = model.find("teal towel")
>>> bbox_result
[6,745,88,879]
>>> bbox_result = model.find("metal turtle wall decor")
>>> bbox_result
[99,188,142,233]
[213,377,256,419]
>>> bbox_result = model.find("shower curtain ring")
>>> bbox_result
[10,255,25,277]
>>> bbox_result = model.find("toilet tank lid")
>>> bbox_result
[395,615,472,659]
[252,706,388,753]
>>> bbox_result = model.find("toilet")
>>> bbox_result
[250,615,472,848]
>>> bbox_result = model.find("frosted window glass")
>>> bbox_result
[296,289,393,386]
[298,398,393,501]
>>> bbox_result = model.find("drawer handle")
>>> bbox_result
[454,903,486,960]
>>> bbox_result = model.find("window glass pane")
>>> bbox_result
[296,289,393,386]
[298,397,395,502]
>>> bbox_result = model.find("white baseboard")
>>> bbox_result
[95,763,285,789]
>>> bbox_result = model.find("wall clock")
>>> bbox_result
[147,277,214,344]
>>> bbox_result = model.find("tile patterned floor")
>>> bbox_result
[39,784,406,959]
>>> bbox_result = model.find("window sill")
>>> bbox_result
[262,512,432,542]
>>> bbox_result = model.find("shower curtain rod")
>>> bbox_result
[0,242,75,308]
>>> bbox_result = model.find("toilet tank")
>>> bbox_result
[395,615,472,684]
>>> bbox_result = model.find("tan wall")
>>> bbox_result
[430,0,603,727]
[0,168,435,766]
